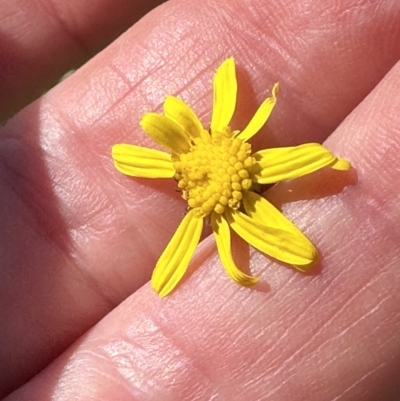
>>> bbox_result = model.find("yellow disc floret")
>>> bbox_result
[173,128,255,217]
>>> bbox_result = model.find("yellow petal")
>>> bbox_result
[164,96,203,140]
[243,193,318,272]
[211,213,259,286]
[140,113,190,155]
[210,58,237,133]
[226,208,317,267]
[151,210,203,297]
[237,83,279,142]
[112,144,175,178]
[251,143,339,184]
[331,158,351,171]
[243,190,315,238]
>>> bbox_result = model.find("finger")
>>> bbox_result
[0,0,166,122]
[6,60,400,401]
[1,0,400,396]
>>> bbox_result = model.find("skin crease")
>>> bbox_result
[1,0,400,399]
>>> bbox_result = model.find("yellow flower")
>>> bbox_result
[112,58,350,297]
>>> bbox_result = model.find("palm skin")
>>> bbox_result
[1,0,400,400]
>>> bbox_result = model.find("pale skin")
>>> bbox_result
[1,0,400,399]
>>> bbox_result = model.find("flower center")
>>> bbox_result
[173,128,255,217]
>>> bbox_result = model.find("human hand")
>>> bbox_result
[1,0,400,400]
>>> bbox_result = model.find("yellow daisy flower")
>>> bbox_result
[112,58,350,297]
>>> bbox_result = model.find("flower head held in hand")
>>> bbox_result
[112,58,350,297]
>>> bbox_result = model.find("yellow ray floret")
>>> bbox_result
[211,57,237,133]
[237,83,279,142]
[164,96,203,139]
[112,144,175,178]
[251,143,339,184]
[211,213,259,287]
[112,58,351,297]
[151,210,203,297]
